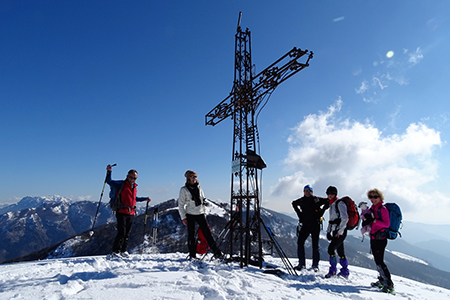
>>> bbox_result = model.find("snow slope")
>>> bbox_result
[1,253,449,300]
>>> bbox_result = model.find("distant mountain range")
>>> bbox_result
[0,196,147,263]
[1,196,450,290]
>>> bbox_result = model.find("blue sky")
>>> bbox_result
[1,1,450,224]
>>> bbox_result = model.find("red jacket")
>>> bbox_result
[118,180,138,215]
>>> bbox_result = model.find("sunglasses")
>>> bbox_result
[368,195,379,199]
[190,175,197,179]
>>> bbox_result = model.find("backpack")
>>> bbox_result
[196,227,209,255]
[336,196,360,230]
[378,203,402,239]
[109,181,126,211]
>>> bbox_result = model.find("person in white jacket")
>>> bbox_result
[178,170,222,260]
[325,186,350,278]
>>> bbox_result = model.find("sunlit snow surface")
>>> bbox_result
[1,253,449,299]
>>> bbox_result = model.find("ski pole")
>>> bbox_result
[90,164,116,236]
[152,206,159,248]
[141,201,149,253]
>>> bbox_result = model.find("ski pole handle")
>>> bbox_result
[105,164,117,181]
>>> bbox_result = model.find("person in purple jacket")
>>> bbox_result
[362,188,394,293]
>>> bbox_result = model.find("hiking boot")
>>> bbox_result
[312,266,319,272]
[294,264,306,271]
[188,254,198,260]
[325,270,336,278]
[213,251,224,260]
[109,252,122,259]
[381,286,395,294]
[371,281,383,289]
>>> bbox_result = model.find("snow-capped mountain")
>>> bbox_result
[5,198,450,290]
[0,195,70,215]
[1,252,449,299]
[0,196,117,263]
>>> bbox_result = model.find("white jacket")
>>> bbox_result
[327,199,349,236]
[178,185,206,220]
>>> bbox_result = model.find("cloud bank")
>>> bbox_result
[268,99,448,224]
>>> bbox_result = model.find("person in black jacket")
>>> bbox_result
[292,185,329,271]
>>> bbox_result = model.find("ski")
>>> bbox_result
[263,268,285,277]
[261,220,298,276]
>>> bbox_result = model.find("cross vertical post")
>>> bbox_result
[205,13,313,268]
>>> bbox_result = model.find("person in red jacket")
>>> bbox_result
[362,188,394,293]
[106,164,151,257]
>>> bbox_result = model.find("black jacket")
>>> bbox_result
[292,195,329,225]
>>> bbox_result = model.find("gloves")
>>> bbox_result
[364,213,374,223]
[327,232,333,241]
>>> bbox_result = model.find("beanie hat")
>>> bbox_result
[184,170,197,179]
[303,185,313,192]
[326,186,338,195]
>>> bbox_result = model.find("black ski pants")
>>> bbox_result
[186,213,221,258]
[113,212,134,253]
[327,229,347,257]
[297,222,321,267]
[370,238,393,288]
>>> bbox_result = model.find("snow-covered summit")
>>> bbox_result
[1,252,449,299]
[0,195,71,215]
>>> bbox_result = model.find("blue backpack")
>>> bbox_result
[378,203,402,239]
[109,181,126,211]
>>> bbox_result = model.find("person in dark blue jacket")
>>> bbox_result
[292,185,329,271]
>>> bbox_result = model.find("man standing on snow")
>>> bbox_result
[178,170,222,260]
[292,185,329,271]
[106,164,151,257]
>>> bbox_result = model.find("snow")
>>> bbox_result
[1,253,449,300]
[387,250,429,265]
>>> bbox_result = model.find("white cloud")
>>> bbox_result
[355,81,368,94]
[356,47,422,102]
[266,100,447,224]
[409,47,424,65]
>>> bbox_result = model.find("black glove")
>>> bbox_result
[364,213,374,223]
[327,232,333,241]
[362,219,370,227]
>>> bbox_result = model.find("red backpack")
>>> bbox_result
[336,196,360,230]
[196,227,209,255]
